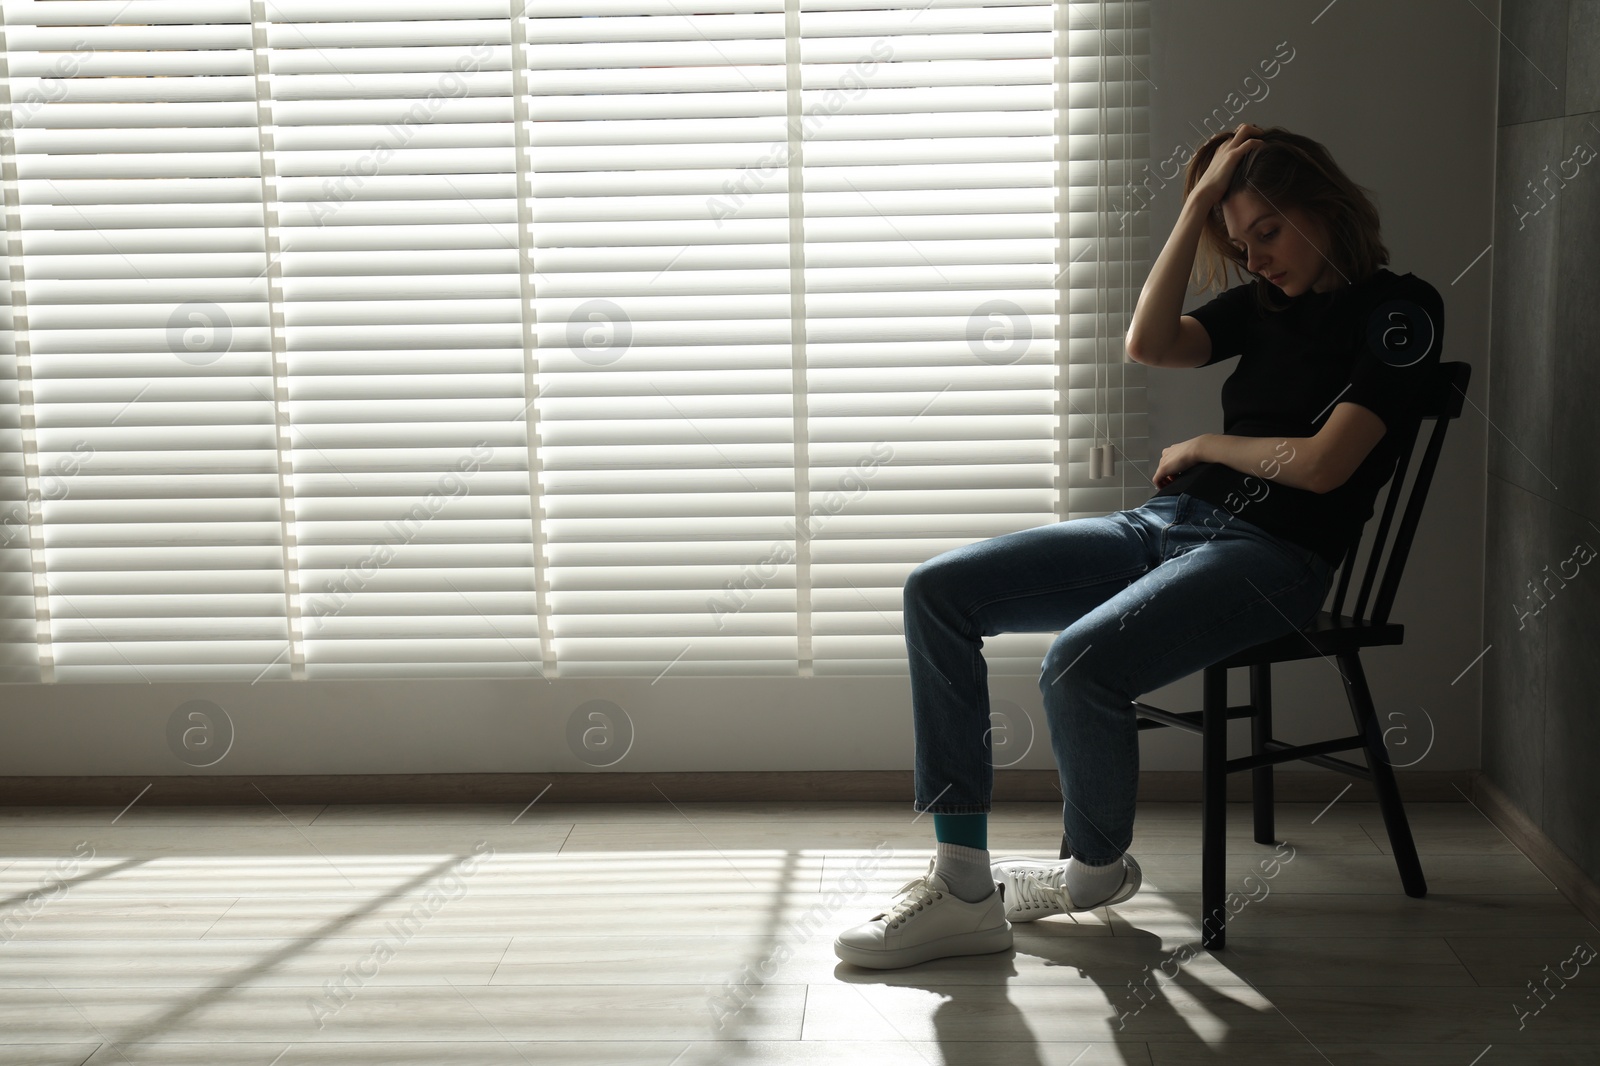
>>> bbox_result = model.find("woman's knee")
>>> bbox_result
[903,549,964,607]
[1039,629,1116,695]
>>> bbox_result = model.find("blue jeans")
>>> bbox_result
[903,491,1336,865]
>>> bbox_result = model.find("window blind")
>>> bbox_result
[0,0,1149,683]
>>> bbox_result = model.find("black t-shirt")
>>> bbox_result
[1151,267,1445,568]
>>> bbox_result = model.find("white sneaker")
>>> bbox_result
[990,853,1143,922]
[833,857,1013,970]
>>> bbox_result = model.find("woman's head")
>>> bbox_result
[1183,126,1388,307]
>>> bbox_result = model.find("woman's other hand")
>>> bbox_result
[1152,434,1212,488]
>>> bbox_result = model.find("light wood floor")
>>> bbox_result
[0,797,1596,1065]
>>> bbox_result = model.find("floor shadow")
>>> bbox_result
[831,952,1055,1066]
[825,920,1293,1064]
[0,856,150,914]
[39,851,476,1051]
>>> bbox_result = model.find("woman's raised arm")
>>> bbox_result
[1126,124,1262,368]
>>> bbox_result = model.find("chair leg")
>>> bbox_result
[1201,664,1228,950]
[1338,651,1427,899]
[1250,662,1275,846]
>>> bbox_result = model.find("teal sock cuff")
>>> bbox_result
[932,812,988,851]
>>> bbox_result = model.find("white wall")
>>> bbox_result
[0,0,1497,781]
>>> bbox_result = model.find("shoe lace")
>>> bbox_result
[878,873,944,929]
[1013,867,1068,911]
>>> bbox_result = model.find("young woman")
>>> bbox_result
[834,123,1445,969]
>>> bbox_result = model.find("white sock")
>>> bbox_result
[933,841,994,903]
[1065,854,1126,907]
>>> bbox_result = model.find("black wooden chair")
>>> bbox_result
[1061,360,1472,950]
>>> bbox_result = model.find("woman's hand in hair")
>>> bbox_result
[1190,124,1265,209]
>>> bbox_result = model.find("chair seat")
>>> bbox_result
[1213,609,1405,668]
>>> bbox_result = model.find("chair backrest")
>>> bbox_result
[1328,360,1471,627]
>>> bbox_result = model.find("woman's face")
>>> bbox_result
[1220,189,1344,295]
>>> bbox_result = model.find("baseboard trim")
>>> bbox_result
[0,768,1474,806]
[1469,772,1600,936]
